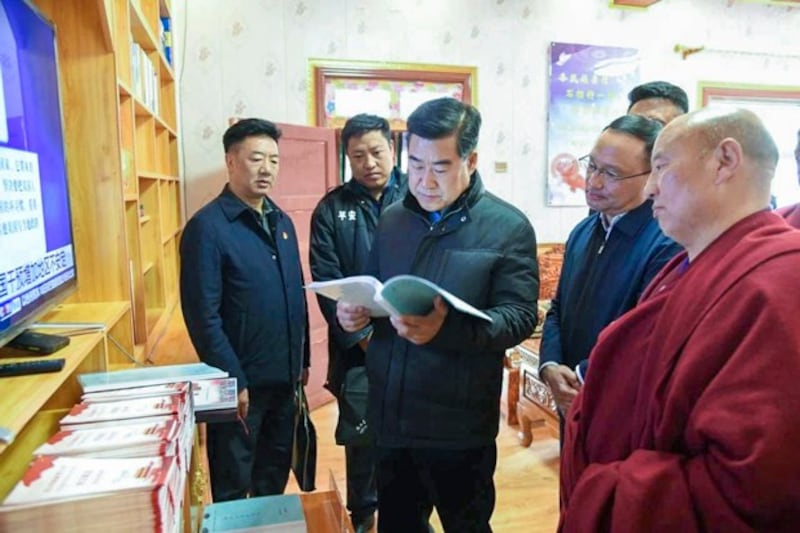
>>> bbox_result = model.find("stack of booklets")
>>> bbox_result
[56,389,195,470]
[81,377,238,413]
[34,417,182,459]
[0,365,234,532]
[0,455,183,532]
[0,388,195,532]
[78,362,238,416]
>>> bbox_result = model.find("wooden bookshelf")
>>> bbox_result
[0,0,182,512]
[0,0,184,502]
[32,0,182,359]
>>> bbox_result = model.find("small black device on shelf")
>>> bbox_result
[6,331,70,355]
[0,358,66,378]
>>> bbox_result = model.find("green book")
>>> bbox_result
[200,494,306,532]
[306,274,493,322]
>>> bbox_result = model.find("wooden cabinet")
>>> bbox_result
[500,357,520,426]
[0,303,132,501]
[33,0,182,360]
[513,338,559,446]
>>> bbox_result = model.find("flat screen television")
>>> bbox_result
[0,0,78,349]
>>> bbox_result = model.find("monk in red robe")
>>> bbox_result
[559,108,800,532]
[775,128,800,228]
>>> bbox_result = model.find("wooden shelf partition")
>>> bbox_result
[120,0,181,352]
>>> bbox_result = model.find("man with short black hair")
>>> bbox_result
[337,97,539,533]
[540,115,681,425]
[310,113,406,532]
[627,80,689,125]
[180,118,310,502]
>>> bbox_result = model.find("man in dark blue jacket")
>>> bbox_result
[180,118,310,502]
[309,114,406,532]
[539,115,681,430]
[337,98,539,533]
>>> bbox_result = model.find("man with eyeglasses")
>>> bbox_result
[539,115,681,432]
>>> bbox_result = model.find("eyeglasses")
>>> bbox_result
[578,155,651,182]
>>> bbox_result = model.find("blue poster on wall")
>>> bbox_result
[546,42,640,206]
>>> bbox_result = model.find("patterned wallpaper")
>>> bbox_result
[173,0,800,242]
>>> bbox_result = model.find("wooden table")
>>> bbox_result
[513,338,559,446]
[500,357,520,426]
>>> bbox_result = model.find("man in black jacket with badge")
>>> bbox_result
[310,114,406,532]
[180,118,310,502]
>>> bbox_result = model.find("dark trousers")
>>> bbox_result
[376,444,497,533]
[206,384,295,502]
[345,443,378,521]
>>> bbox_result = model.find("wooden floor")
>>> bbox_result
[151,305,560,532]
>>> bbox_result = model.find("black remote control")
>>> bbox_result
[0,358,65,377]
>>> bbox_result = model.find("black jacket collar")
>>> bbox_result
[218,184,280,222]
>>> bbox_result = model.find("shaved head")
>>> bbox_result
[671,107,778,180]
[647,107,778,259]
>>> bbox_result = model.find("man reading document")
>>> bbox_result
[337,97,539,533]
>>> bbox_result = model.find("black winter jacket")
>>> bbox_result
[366,171,539,449]
[309,170,407,395]
[180,185,310,391]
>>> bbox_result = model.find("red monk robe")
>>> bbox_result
[560,211,800,532]
[776,203,800,229]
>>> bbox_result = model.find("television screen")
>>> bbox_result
[0,0,78,347]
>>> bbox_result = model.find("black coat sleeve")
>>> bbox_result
[309,200,371,349]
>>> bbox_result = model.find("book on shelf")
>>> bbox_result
[306,274,492,322]
[0,455,183,533]
[191,376,238,412]
[81,380,191,402]
[160,16,172,65]
[78,362,227,393]
[33,418,182,459]
[59,394,190,427]
[59,390,195,470]
[81,377,238,413]
[200,493,307,532]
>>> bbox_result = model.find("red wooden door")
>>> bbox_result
[272,123,340,409]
